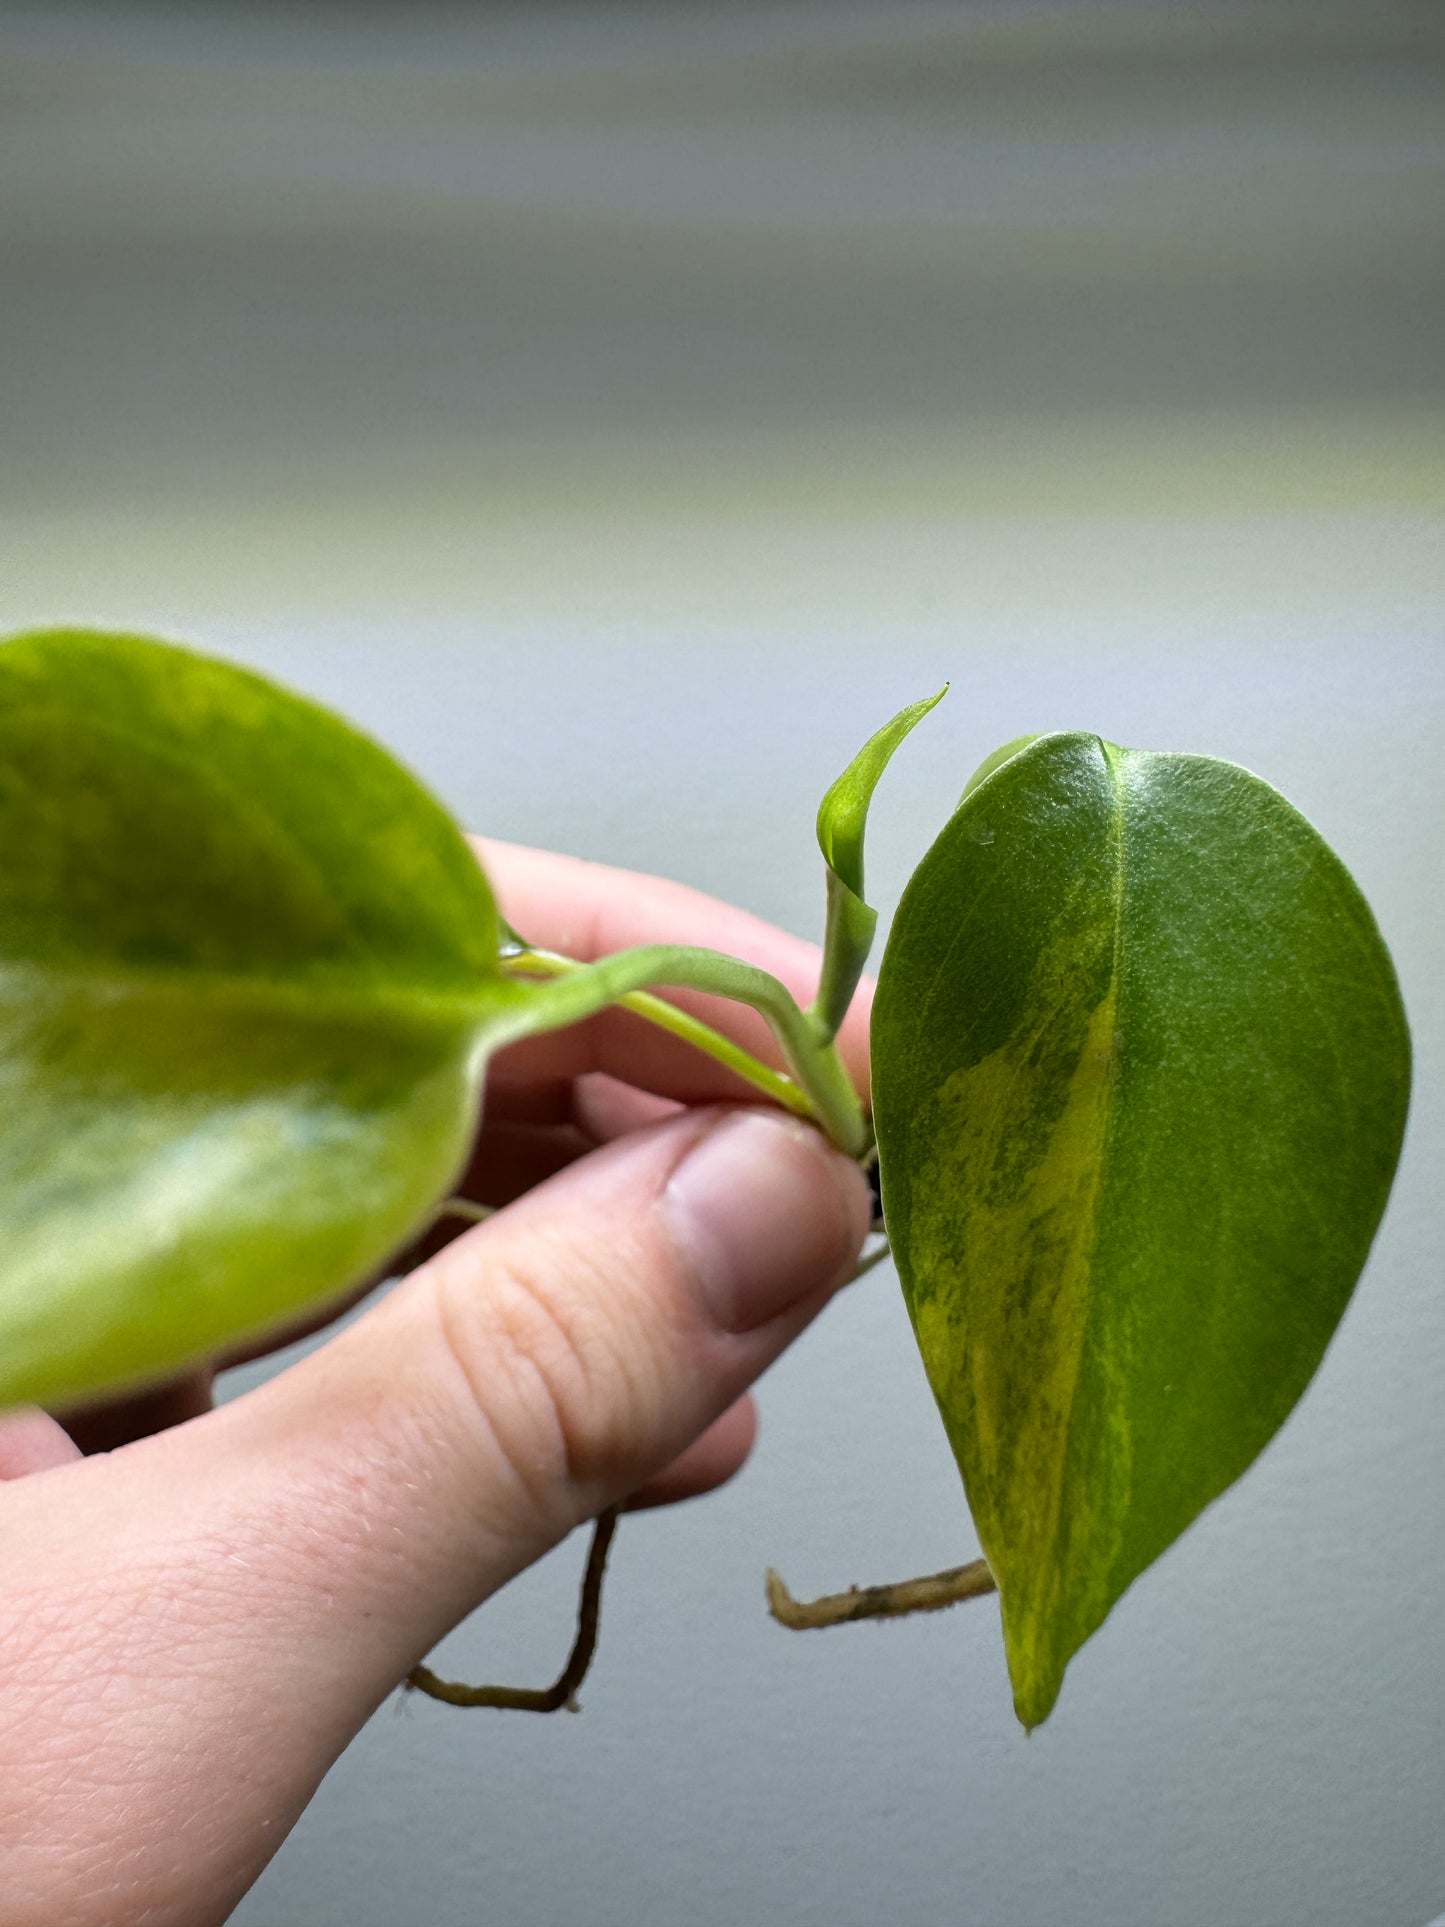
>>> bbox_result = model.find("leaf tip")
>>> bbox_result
[816,687,949,880]
[1011,1666,1064,1735]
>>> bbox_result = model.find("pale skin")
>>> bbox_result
[0,841,874,1927]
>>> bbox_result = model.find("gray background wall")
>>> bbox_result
[3,5,1442,1923]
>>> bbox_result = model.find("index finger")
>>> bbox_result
[473,838,873,1111]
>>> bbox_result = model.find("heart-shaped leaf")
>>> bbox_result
[0,629,527,1411]
[872,732,1410,1728]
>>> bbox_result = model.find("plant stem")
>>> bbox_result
[497,944,870,1158]
[436,1197,494,1227]
[847,1241,893,1285]
[407,1506,620,1712]
[765,1557,997,1630]
[504,949,813,1121]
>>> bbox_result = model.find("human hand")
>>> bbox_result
[0,842,872,1927]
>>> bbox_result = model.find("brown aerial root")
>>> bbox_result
[406,1506,620,1713]
[765,1555,996,1629]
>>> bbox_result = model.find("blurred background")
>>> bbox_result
[3,5,1443,1924]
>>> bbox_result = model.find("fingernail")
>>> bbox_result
[665,1111,869,1334]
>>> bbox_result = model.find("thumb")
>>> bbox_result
[3,1108,868,1923]
[256,1102,872,1662]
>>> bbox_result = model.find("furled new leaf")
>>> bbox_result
[0,629,529,1410]
[872,732,1409,1729]
[812,688,946,1041]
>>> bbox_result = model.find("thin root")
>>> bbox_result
[407,1506,620,1712]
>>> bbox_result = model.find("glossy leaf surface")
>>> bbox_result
[0,630,523,1410]
[873,732,1409,1728]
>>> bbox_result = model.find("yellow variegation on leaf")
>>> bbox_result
[872,732,1409,1728]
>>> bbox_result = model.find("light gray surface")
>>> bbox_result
[3,6,1443,1924]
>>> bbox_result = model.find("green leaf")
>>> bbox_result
[959,733,1041,804]
[812,688,946,1041]
[0,629,527,1411]
[872,732,1410,1729]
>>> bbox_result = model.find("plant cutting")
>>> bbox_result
[0,628,1410,1731]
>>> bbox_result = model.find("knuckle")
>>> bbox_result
[431,1227,665,1515]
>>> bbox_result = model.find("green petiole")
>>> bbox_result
[503,949,815,1120]
[495,944,870,1158]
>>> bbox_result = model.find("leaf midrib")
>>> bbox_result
[1038,737,1129,1633]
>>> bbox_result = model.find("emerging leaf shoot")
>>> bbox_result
[811,688,947,1042]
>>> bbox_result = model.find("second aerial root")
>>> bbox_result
[765,1556,997,1630]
